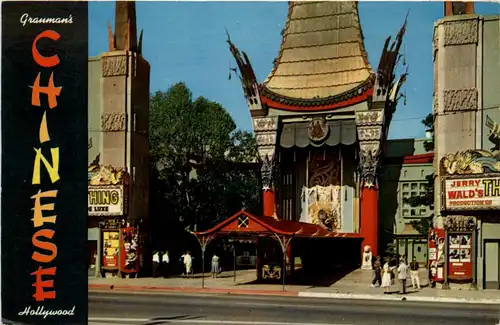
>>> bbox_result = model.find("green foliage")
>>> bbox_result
[149,83,260,250]
[402,112,435,235]
[422,113,434,152]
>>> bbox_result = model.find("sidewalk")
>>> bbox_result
[89,269,500,304]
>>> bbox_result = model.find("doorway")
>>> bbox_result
[484,240,500,289]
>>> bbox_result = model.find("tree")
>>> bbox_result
[149,82,260,251]
[403,113,434,235]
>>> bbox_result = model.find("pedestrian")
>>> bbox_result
[381,261,393,294]
[183,251,193,278]
[211,253,220,278]
[162,251,170,278]
[152,251,160,278]
[409,257,421,289]
[397,257,408,294]
[371,256,382,288]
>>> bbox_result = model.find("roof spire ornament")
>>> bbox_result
[112,1,138,52]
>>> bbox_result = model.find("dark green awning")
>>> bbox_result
[280,120,357,148]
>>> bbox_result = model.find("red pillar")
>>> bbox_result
[262,189,276,217]
[360,186,379,257]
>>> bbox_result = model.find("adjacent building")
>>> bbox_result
[380,139,433,265]
[433,2,500,289]
[87,1,151,277]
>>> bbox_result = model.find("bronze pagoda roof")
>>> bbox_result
[261,1,374,109]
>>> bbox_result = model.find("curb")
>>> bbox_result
[297,292,500,305]
[88,284,299,297]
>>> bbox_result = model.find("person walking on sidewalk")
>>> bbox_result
[211,253,220,278]
[371,256,382,288]
[183,251,193,278]
[409,257,421,289]
[152,251,160,278]
[397,258,408,294]
[162,251,170,278]
[381,261,393,294]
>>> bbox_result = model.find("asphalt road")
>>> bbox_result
[89,290,500,325]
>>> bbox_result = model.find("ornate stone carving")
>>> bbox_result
[253,117,277,132]
[443,88,477,112]
[433,27,439,54]
[433,93,439,114]
[307,117,329,143]
[101,218,125,229]
[358,127,382,141]
[260,149,275,190]
[441,149,500,175]
[101,112,127,131]
[359,142,381,188]
[444,216,476,232]
[102,56,127,77]
[355,111,383,125]
[227,32,262,111]
[88,165,128,186]
[443,20,478,46]
[255,134,276,147]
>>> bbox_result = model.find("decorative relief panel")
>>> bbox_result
[444,216,476,232]
[102,56,127,77]
[433,27,439,54]
[101,112,126,131]
[443,20,478,46]
[443,88,477,112]
[433,93,439,114]
[258,148,275,190]
[357,127,382,141]
[253,117,277,132]
[256,133,276,147]
[355,111,383,125]
[359,141,381,188]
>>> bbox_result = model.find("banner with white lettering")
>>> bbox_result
[2,2,88,324]
[443,176,500,211]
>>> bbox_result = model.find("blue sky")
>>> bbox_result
[89,1,500,140]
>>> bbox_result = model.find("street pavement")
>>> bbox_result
[89,269,500,304]
[89,290,500,325]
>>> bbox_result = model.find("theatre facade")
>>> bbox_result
[432,3,500,289]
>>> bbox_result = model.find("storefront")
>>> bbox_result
[88,165,142,278]
[436,150,500,289]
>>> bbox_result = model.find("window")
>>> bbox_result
[400,181,430,218]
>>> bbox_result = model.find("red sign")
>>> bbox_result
[120,227,140,273]
[428,228,445,282]
[447,233,473,279]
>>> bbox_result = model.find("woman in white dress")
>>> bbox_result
[381,262,393,294]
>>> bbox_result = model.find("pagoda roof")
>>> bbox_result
[261,1,374,111]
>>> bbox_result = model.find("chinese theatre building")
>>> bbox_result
[433,2,500,289]
[87,1,150,278]
[229,1,407,265]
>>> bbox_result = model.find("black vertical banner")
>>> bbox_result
[2,2,88,324]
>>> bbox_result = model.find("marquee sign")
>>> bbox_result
[88,186,124,216]
[443,175,500,211]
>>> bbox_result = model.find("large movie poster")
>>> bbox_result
[102,231,120,268]
[120,227,140,273]
[448,233,473,279]
[428,228,445,282]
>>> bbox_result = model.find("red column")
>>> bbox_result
[360,187,379,257]
[262,189,276,217]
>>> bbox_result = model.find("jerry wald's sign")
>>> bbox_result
[88,186,124,216]
[444,176,500,211]
[1,2,88,324]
